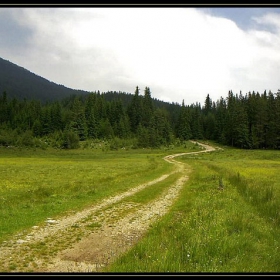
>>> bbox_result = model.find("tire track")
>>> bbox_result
[0,141,216,272]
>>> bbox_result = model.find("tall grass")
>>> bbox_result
[202,147,280,227]
[104,143,280,273]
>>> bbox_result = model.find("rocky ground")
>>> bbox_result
[0,141,215,273]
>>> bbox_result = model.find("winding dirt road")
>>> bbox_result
[0,141,216,273]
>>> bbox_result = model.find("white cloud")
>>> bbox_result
[1,7,280,105]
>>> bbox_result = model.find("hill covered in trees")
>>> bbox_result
[0,56,280,150]
[0,57,90,103]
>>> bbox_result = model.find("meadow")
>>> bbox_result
[103,141,280,273]
[1,140,280,273]
[0,140,185,244]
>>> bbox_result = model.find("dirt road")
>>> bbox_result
[0,141,216,273]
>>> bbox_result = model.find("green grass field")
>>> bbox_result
[1,140,280,272]
[0,141,196,244]
[104,141,280,273]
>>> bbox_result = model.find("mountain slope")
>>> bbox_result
[0,57,181,115]
[0,57,90,103]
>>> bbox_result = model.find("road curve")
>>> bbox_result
[0,141,217,273]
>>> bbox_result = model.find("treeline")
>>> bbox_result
[183,90,280,149]
[0,86,177,149]
[0,87,280,150]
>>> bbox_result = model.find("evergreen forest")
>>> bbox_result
[1,85,280,150]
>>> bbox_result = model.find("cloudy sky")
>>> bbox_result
[1,5,280,105]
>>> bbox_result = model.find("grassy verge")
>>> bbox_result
[104,143,280,272]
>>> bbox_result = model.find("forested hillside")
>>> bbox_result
[0,85,280,150]
[0,57,89,103]
[0,56,280,150]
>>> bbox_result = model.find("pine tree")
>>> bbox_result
[202,94,215,139]
[190,103,203,140]
[98,118,114,139]
[32,119,43,137]
[115,115,130,138]
[127,86,143,133]
[69,96,87,141]
[250,91,267,148]
[41,107,52,136]
[214,97,227,144]
[232,99,250,148]
[265,91,277,148]
[141,86,154,128]
[175,100,192,141]
[151,108,173,146]
[203,93,212,115]
[85,94,97,139]
[50,102,63,132]
[136,124,149,148]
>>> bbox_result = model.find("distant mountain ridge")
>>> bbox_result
[0,57,90,103]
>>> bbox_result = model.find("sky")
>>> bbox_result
[1,5,280,106]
